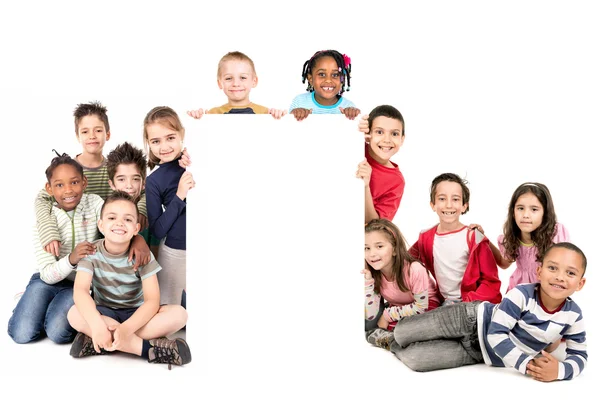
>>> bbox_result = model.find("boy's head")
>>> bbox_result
[430,173,470,222]
[367,105,405,165]
[217,51,258,106]
[99,191,140,245]
[106,142,147,202]
[45,152,87,211]
[73,101,111,156]
[536,242,586,303]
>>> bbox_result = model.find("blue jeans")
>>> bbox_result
[390,301,484,372]
[7,273,76,344]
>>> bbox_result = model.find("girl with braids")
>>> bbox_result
[472,182,569,292]
[363,219,439,344]
[289,49,360,121]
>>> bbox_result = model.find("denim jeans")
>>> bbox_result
[390,301,484,372]
[7,273,76,344]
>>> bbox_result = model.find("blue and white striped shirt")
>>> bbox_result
[478,283,586,380]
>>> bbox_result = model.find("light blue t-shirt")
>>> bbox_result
[288,92,356,113]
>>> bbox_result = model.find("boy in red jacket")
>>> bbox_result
[409,173,501,305]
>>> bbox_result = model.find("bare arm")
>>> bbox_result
[489,241,513,269]
[119,274,161,336]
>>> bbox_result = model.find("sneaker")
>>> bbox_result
[148,337,192,369]
[70,332,109,358]
[367,328,395,351]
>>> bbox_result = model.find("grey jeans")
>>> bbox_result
[390,301,484,372]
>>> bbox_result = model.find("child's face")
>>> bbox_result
[365,231,395,272]
[146,123,183,164]
[514,192,544,236]
[77,115,110,156]
[217,60,258,106]
[536,247,586,308]
[308,56,341,106]
[45,164,87,211]
[368,116,404,165]
[430,181,468,225]
[98,199,140,247]
[109,163,144,201]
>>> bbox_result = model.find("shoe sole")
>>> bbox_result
[175,338,192,365]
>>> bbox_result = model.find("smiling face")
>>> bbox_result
[109,163,144,201]
[77,115,110,156]
[364,231,395,275]
[308,56,342,106]
[431,181,468,230]
[217,59,258,106]
[45,164,87,211]
[146,122,183,164]
[98,199,140,250]
[514,192,544,241]
[536,246,586,310]
[367,116,404,166]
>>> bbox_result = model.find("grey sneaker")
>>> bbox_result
[148,337,192,369]
[70,332,109,358]
[367,328,395,351]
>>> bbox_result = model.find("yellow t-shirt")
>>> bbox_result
[207,103,269,114]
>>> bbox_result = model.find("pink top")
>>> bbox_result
[498,223,569,291]
[364,261,439,325]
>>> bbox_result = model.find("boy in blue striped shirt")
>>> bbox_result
[368,242,587,381]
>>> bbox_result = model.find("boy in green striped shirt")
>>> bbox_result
[34,101,149,268]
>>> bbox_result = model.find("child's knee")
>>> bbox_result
[8,316,42,344]
[45,315,76,344]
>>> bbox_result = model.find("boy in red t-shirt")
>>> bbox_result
[356,105,405,223]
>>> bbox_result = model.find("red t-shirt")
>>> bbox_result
[366,144,405,221]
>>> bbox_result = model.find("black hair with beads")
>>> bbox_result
[301,50,352,96]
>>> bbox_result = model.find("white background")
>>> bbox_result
[0,0,599,398]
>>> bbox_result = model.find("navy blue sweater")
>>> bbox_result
[146,158,187,250]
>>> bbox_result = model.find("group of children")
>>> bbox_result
[359,103,587,381]
[8,102,193,369]
[5,47,588,379]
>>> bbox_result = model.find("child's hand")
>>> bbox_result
[358,114,370,142]
[356,159,372,187]
[68,241,96,265]
[44,240,61,257]
[179,148,192,169]
[138,213,149,230]
[107,325,130,352]
[269,108,287,120]
[340,107,361,120]
[129,234,151,271]
[176,171,195,201]
[377,314,389,330]
[91,326,112,353]
[468,224,484,234]
[361,267,373,281]
[291,108,311,121]
[526,351,559,382]
[187,108,205,119]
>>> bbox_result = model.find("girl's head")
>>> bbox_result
[301,50,351,106]
[44,151,87,211]
[365,219,416,293]
[503,182,557,262]
[143,106,185,170]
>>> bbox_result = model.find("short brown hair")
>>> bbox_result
[430,173,470,214]
[73,101,109,134]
